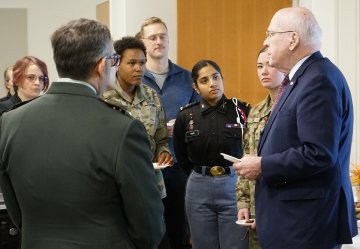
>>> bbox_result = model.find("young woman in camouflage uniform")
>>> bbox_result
[235,47,285,249]
[102,36,173,200]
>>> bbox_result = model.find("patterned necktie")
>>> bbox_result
[271,74,290,111]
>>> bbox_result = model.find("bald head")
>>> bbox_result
[264,7,322,72]
[273,7,322,50]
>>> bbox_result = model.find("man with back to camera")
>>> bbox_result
[0,18,165,249]
[140,17,201,249]
[233,7,357,249]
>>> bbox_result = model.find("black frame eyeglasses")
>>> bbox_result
[105,53,120,67]
[265,30,294,38]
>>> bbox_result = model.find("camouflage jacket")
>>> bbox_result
[236,94,272,214]
[102,83,170,198]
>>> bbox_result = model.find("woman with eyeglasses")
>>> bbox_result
[173,59,250,249]
[0,56,49,116]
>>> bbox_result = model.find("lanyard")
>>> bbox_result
[232,98,246,141]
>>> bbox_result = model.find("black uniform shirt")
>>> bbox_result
[0,93,22,116]
[173,95,250,172]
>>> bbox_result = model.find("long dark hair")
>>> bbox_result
[191,60,223,84]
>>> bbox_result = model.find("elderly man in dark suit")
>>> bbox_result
[0,18,164,249]
[233,7,357,249]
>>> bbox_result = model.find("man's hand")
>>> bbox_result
[233,155,262,180]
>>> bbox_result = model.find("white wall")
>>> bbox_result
[0,0,100,94]
[0,0,177,96]
[294,0,360,165]
[109,0,177,62]
[0,8,27,94]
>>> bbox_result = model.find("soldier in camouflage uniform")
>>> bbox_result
[102,36,173,199]
[235,47,285,249]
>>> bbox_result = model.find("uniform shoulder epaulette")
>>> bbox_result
[240,100,251,109]
[179,101,198,111]
[11,96,39,110]
[100,95,133,118]
[232,98,251,110]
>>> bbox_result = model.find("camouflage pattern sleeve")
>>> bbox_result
[235,176,251,210]
[235,95,273,213]
[102,85,169,199]
[243,118,251,155]
[149,88,171,159]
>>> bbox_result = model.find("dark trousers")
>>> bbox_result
[158,231,173,249]
[162,166,191,249]
[331,246,342,249]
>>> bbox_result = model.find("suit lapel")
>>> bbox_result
[257,81,293,154]
[257,51,323,154]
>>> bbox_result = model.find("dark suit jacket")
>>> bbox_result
[0,92,12,102]
[0,93,22,116]
[0,82,165,249]
[256,52,357,249]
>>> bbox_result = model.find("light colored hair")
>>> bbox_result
[3,66,13,85]
[279,7,322,50]
[140,17,168,38]
[134,31,142,40]
[51,18,111,80]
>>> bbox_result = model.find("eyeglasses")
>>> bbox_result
[143,33,168,43]
[105,53,120,67]
[265,30,294,38]
[25,74,48,84]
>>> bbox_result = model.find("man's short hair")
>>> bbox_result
[114,36,146,60]
[50,18,111,81]
[140,17,168,38]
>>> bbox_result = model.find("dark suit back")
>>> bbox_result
[0,82,164,249]
[256,52,357,249]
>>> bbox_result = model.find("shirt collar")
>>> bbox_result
[55,78,97,94]
[114,79,145,104]
[200,95,227,115]
[288,55,311,81]
[115,83,134,103]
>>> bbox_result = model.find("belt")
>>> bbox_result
[193,165,232,177]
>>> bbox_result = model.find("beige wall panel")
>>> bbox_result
[177,0,291,105]
[96,1,109,28]
[0,8,27,96]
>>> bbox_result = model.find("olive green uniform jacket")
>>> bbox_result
[0,81,165,249]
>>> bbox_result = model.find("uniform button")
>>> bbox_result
[9,227,18,236]
[212,132,216,135]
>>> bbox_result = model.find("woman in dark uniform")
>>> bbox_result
[173,60,250,249]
